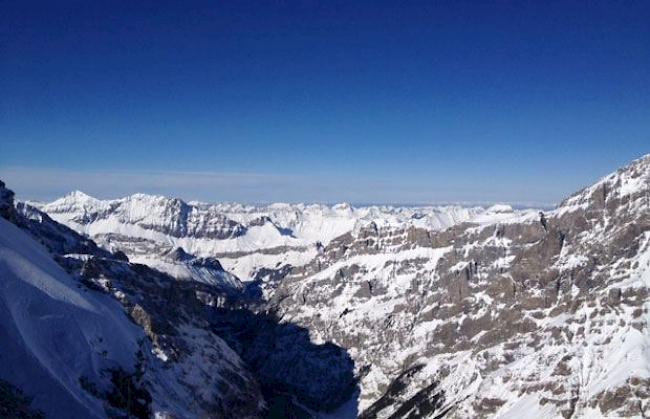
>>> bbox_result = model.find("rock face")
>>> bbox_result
[8,153,650,418]
[0,181,15,217]
[267,154,650,418]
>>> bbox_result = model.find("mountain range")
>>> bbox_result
[1,154,649,418]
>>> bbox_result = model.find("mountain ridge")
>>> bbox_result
[33,192,532,283]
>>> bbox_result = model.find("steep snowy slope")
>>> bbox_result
[0,213,142,418]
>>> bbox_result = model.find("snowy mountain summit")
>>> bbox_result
[2,154,650,418]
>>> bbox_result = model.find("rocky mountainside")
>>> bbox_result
[269,154,650,418]
[4,154,650,418]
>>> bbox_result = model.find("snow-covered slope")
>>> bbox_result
[0,213,142,418]
[35,194,531,282]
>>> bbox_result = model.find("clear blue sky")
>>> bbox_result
[1,1,649,204]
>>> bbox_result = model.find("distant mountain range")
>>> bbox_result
[33,194,532,284]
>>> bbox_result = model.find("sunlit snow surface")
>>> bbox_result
[0,216,141,418]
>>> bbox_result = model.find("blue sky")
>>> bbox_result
[1,1,649,204]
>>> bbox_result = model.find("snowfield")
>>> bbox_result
[0,216,141,418]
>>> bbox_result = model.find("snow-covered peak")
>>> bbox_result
[558,153,650,215]
[68,189,96,200]
[486,203,514,213]
[53,190,101,206]
[332,202,353,213]
[44,190,109,220]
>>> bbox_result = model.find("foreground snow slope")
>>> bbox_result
[0,215,141,418]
